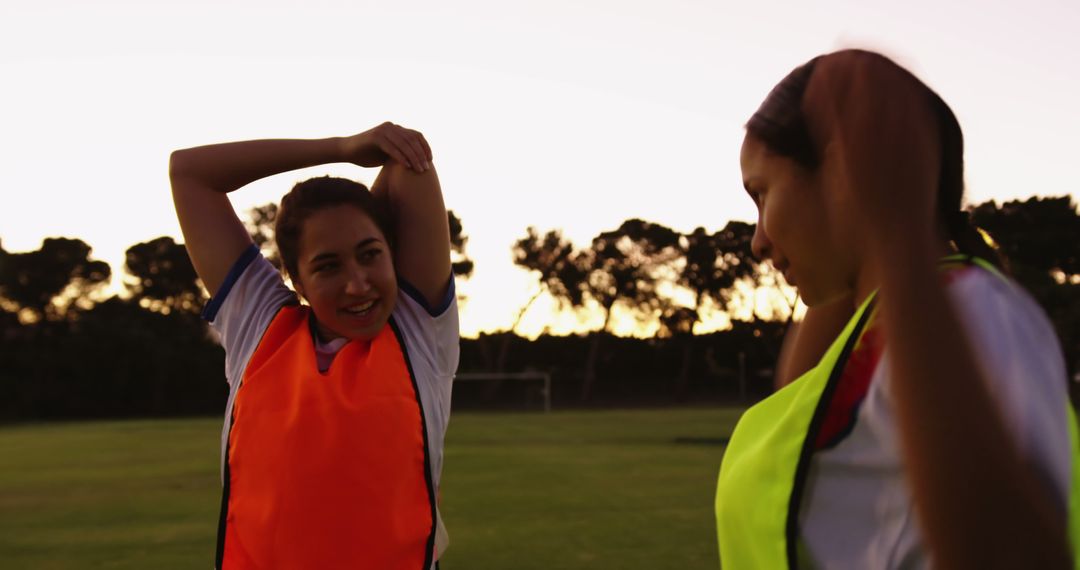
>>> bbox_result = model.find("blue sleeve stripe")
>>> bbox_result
[201,244,262,323]
[398,275,456,318]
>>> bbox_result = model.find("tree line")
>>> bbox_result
[1,196,1078,419]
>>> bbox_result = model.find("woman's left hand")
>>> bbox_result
[803,51,941,252]
[340,122,433,173]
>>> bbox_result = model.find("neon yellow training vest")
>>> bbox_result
[714,257,1080,569]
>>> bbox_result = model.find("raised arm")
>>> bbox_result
[354,128,452,309]
[803,51,1070,568]
[169,123,432,297]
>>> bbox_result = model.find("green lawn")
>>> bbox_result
[0,408,743,569]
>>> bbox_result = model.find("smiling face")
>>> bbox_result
[291,205,397,341]
[740,133,858,306]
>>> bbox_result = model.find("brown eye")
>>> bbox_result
[314,261,339,273]
[359,249,381,263]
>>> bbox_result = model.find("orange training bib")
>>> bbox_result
[217,305,436,570]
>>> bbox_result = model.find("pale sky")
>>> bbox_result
[3,0,1078,337]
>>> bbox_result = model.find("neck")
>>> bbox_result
[308,312,345,344]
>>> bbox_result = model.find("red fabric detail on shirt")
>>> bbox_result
[812,265,974,450]
[939,265,975,286]
[814,321,886,450]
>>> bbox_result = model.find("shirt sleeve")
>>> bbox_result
[393,276,461,379]
[799,266,1074,568]
[391,275,460,488]
[204,245,298,390]
[947,267,1073,510]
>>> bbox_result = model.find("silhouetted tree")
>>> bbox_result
[0,237,110,321]
[448,210,474,279]
[587,219,682,332]
[577,219,682,402]
[971,196,1080,286]
[674,221,759,328]
[512,227,585,333]
[124,236,206,316]
[245,202,282,272]
[477,227,586,397]
[0,239,9,314]
[971,195,1080,385]
[653,222,760,398]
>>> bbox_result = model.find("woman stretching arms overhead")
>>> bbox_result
[170,122,458,569]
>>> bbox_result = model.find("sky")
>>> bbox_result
[2,0,1078,338]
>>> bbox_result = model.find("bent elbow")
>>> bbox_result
[168,149,192,182]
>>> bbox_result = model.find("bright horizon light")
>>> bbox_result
[3,0,1078,338]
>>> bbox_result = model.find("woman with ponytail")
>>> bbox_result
[171,123,458,569]
[715,50,1078,569]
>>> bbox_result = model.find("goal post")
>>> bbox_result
[454,372,552,413]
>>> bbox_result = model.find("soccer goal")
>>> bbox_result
[453,372,552,413]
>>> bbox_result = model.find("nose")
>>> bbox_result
[344,265,371,296]
[751,221,772,262]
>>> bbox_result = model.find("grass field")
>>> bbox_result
[0,407,743,569]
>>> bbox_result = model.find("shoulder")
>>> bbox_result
[391,275,460,387]
[390,275,460,489]
[944,265,1063,358]
[203,245,296,324]
[942,265,1071,500]
[396,276,457,322]
[204,245,298,385]
[943,265,1069,420]
[392,275,460,350]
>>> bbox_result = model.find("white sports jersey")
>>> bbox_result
[798,266,1072,569]
[203,245,459,563]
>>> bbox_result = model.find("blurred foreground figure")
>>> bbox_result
[714,49,1079,569]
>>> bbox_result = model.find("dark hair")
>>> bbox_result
[746,49,1005,270]
[275,176,394,283]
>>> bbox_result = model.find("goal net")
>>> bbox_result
[452,372,552,413]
